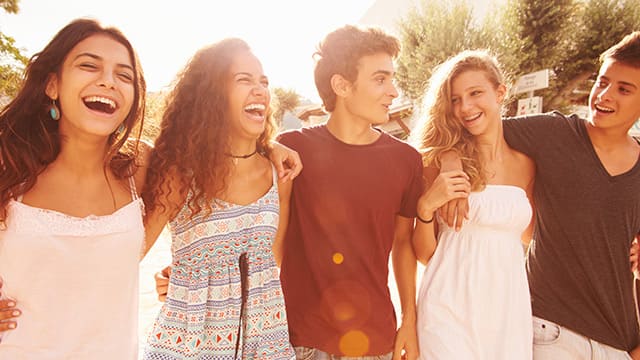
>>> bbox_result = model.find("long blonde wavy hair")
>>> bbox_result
[412,50,506,191]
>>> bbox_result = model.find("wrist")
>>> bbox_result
[400,312,417,326]
[417,209,435,224]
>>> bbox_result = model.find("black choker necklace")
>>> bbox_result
[226,149,257,164]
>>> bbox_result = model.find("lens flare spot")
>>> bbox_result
[332,252,344,265]
[339,330,369,357]
[333,301,356,321]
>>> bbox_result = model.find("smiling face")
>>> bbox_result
[343,52,398,126]
[450,70,506,136]
[45,34,135,140]
[589,58,640,132]
[226,50,270,142]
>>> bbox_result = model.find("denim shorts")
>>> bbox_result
[532,316,631,360]
[294,346,393,360]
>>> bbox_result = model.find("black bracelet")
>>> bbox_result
[417,213,434,224]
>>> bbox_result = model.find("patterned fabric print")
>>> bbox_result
[143,178,294,360]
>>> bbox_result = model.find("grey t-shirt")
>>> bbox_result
[504,111,640,351]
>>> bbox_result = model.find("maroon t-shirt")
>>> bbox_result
[278,125,423,356]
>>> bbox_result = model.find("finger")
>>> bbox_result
[439,202,450,225]
[154,271,167,281]
[288,156,303,180]
[156,284,168,299]
[0,299,15,309]
[161,265,171,278]
[274,155,286,179]
[0,307,20,321]
[446,201,456,228]
[0,321,17,331]
[455,199,465,231]
[443,170,469,180]
[279,169,293,183]
[462,198,470,219]
[155,280,169,292]
[157,294,167,302]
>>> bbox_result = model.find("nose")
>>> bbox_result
[596,83,613,103]
[460,97,473,113]
[97,70,116,89]
[251,82,268,97]
[388,82,399,99]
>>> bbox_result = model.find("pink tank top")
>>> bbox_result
[0,177,145,359]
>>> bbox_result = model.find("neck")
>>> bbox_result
[54,136,110,175]
[326,108,380,145]
[227,138,258,165]
[475,126,507,162]
[585,120,635,151]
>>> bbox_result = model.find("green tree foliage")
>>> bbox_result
[396,0,494,101]
[499,0,575,76]
[395,0,640,114]
[139,91,167,143]
[1,33,28,98]
[496,0,576,112]
[272,87,300,127]
[546,0,640,110]
[1,0,26,99]
[0,0,18,13]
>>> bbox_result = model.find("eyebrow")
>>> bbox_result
[619,81,638,89]
[234,72,268,81]
[371,70,394,77]
[74,52,134,71]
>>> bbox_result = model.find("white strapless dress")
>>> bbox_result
[417,185,533,360]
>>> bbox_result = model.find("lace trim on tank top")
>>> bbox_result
[4,176,144,237]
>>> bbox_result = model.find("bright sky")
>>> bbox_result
[0,0,384,102]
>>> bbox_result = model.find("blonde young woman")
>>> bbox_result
[411,50,535,359]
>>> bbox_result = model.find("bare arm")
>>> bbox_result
[273,178,292,267]
[521,175,536,247]
[141,170,184,259]
[412,168,470,264]
[391,215,418,360]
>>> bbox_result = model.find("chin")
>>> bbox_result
[371,117,389,126]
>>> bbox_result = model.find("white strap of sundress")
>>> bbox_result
[271,164,279,190]
[128,176,139,200]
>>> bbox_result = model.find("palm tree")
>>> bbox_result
[272,87,301,129]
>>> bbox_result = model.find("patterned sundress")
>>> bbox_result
[143,167,294,360]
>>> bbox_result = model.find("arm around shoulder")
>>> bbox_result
[273,178,292,267]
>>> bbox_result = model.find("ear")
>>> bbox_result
[496,83,507,103]
[330,74,352,99]
[45,73,59,100]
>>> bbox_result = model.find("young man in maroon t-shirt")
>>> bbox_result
[277,25,423,360]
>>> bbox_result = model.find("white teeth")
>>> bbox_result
[464,113,482,121]
[84,96,116,109]
[244,103,265,111]
[595,104,614,113]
